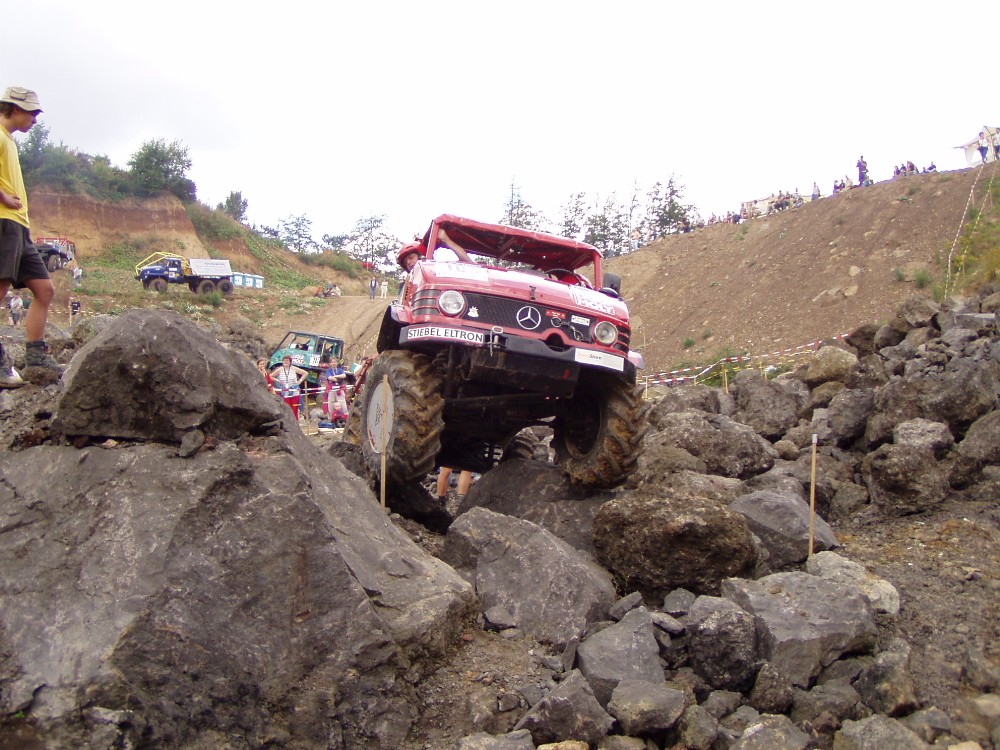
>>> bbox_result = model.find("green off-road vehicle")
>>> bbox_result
[345,214,649,489]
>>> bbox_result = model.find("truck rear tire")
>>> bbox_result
[196,280,216,295]
[46,255,60,272]
[552,377,649,488]
[149,278,168,293]
[217,279,234,296]
[359,350,444,483]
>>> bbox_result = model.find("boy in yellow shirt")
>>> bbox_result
[0,86,58,387]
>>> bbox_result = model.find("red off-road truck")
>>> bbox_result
[345,214,648,488]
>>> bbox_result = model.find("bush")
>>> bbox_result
[299,250,361,279]
[185,202,242,240]
[914,268,931,288]
[683,337,695,349]
[199,291,223,307]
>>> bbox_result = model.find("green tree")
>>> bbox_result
[127,138,196,201]
[279,214,316,252]
[501,179,544,230]
[16,122,51,177]
[345,215,398,268]
[217,190,248,223]
[644,177,692,240]
[559,192,587,241]
[584,195,630,257]
[321,233,351,251]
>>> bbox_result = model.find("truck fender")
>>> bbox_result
[376,306,404,353]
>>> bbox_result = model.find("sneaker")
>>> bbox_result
[24,340,60,369]
[0,341,24,389]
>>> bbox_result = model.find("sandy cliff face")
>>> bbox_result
[29,190,208,259]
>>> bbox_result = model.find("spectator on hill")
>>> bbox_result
[811,182,821,201]
[924,162,937,173]
[992,130,1000,162]
[857,156,869,186]
[978,131,990,164]
[72,264,82,287]
[0,85,59,388]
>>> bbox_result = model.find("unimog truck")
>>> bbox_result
[345,214,649,489]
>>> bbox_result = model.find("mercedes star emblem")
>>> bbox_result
[515,305,542,330]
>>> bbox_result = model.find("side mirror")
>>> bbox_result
[600,272,621,298]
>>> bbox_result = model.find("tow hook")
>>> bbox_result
[488,326,503,356]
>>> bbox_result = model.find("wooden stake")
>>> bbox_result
[808,433,818,558]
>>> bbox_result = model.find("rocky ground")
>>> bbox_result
[383,488,1000,749]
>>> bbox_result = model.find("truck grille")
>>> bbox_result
[412,290,631,354]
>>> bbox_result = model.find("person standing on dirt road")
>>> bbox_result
[271,355,308,420]
[369,276,377,299]
[0,85,59,389]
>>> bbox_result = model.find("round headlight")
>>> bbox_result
[593,320,618,345]
[438,290,466,316]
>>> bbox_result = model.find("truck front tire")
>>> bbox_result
[358,350,444,483]
[149,278,168,293]
[553,377,649,488]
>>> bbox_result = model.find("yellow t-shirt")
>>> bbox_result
[0,126,29,228]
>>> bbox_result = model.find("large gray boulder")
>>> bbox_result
[861,444,950,516]
[947,408,1000,487]
[827,388,876,446]
[833,714,931,749]
[651,411,777,479]
[686,596,761,692]
[455,460,610,557]
[863,358,1000,447]
[593,487,756,598]
[648,383,735,425]
[53,309,285,443]
[0,434,474,749]
[606,679,689,736]
[575,607,666,707]
[722,572,877,688]
[801,345,860,387]
[512,669,614,746]
[441,507,616,646]
[732,370,800,440]
[730,490,838,569]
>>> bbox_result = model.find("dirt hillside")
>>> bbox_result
[611,164,996,374]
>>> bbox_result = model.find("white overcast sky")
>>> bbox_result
[7,1,993,243]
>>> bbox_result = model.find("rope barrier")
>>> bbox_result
[641,333,849,389]
[945,162,995,296]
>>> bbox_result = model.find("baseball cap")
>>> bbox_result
[1,86,43,113]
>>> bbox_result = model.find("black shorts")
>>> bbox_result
[0,219,49,288]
